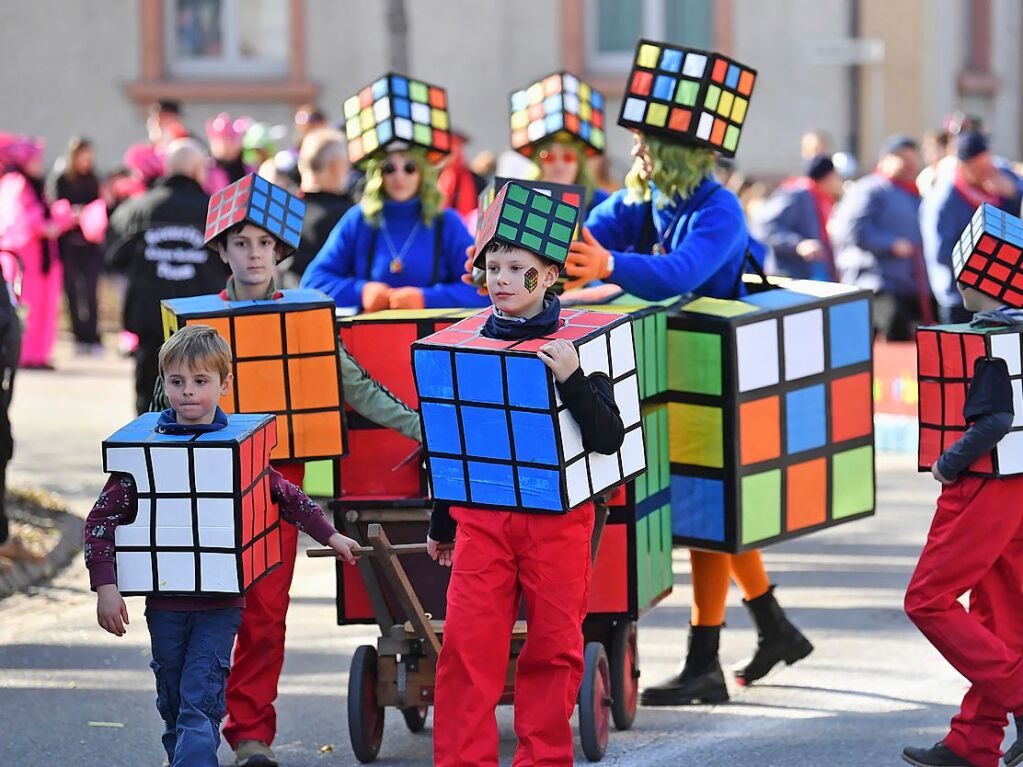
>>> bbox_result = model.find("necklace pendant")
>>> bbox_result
[652,244,663,255]
[390,258,403,274]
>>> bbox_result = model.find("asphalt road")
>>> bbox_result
[0,344,991,766]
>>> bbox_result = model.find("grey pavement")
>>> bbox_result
[0,340,992,766]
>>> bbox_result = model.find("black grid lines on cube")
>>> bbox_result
[495,185,571,259]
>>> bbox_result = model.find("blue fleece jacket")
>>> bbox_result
[584,178,763,301]
[752,185,830,281]
[831,174,921,296]
[300,198,488,310]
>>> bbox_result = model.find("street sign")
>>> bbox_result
[805,37,885,66]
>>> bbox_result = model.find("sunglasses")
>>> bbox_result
[382,161,419,175]
[539,150,578,165]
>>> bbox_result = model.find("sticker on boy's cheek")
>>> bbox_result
[524,267,539,293]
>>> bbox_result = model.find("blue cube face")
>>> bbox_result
[829,299,870,368]
[455,352,504,405]
[468,461,517,506]
[671,475,724,541]
[506,356,550,410]
[415,349,455,400]
[510,410,558,465]
[516,466,563,511]
[461,405,511,460]
[430,457,466,501]
[421,402,461,455]
[785,384,826,454]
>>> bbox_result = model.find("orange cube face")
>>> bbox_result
[236,360,288,412]
[285,308,336,354]
[234,313,283,358]
[288,355,342,411]
[291,411,344,459]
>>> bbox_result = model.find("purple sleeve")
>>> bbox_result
[83,473,137,591]
[269,468,338,545]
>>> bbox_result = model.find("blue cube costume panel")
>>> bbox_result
[412,308,646,512]
[103,413,279,597]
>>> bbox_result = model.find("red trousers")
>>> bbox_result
[434,502,595,767]
[223,462,305,749]
[905,475,1023,767]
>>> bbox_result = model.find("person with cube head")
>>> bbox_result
[301,73,488,312]
[84,325,360,767]
[904,205,1023,767]
[560,38,813,706]
[156,172,421,767]
[510,71,610,216]
[421,182,631,766]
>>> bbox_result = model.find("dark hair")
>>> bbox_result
[481,239,559,268]
[208,222,283,258]
[151,100,181,115]
[64,136,93,180]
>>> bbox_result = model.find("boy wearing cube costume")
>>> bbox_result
[904,205,1023,767]
[422,182,630,766]
[562,39,814,706]
[84,325,359,767]
[155,173,421,767]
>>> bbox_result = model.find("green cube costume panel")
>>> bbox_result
[667,279,876,553]
[475,181,582,268]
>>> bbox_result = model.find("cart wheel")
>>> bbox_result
[348,645,384,763]
[401,706,428,733]
[609,621,639,731]
[578,641,611,762]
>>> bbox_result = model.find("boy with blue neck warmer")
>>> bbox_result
[429,184,625,766]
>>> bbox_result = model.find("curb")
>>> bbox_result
[0,487,83,598]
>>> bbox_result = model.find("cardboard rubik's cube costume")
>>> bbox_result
[343,72,451,166]
[906,206,1023,766]
[618,39,756,156]
[668,279,876,552]
[423,185,643,766]
[510,72,606,158]
[103,413,279,596]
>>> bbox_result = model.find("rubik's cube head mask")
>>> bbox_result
[204,173,306,259]
[952,203,1023,308]
[510,71,606,158]
[343,73,452,168]
[473,181,582,269]
[617,39,756,157]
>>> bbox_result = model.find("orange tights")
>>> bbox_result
[690,549,771,626]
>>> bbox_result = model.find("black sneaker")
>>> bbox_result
[901,742,975,766]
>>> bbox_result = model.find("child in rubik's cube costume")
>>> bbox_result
[154,173,421,766]
[559,39,815,707]
[510,71,610,214]
[420,182,637,766]
[904,205,1023,767]
[301,72,488,313]
[84,325,358,767]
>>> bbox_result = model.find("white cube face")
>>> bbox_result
[156,552,196,592]
[614,376,641,428]
[620,428,647,477]
[998,431,1023,474]
[200,553,239,593]
[410,102,431,125]
[566,459,590,507]
[588,449,621,494]
[116,551,153,592]
[609,324,636,378]
[1013,380,1023,428]
[783,309,824,380]
[558,409,585,461]
[155,498,194,546]
[992,333,1022,376]
[104,447,150,492]
[198,498,236,547]
[528,120,546,142]
[394,117,413,140]
[736,319,779,392]
[579,336,610,377]
[373,99,391,122]
[115,498,152,547]
[783,279,859,298]
[193,448,234,493]
[150,447,191,493]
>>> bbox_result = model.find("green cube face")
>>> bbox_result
[832,446,874,518]
[668,329,722,395]
[741,469,782,545]
[409,81,429,102]
[676,79,700,107]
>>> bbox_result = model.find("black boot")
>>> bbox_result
[733,585,813,686]
[1005,716,1023,766]
[901,742,975,766]
[639,624,729,706]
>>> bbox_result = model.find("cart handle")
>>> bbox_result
[305,541,453,558]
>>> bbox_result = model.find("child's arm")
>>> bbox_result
[539,339,626,455]
[427,502,455,567]
[84,473,136,636]
[935,357,1014,482]
[338,343,422,442]
[269,468,359,563]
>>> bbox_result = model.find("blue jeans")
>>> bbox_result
[146,606,243,767]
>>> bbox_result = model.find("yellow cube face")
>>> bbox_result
[669,402,723,468]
